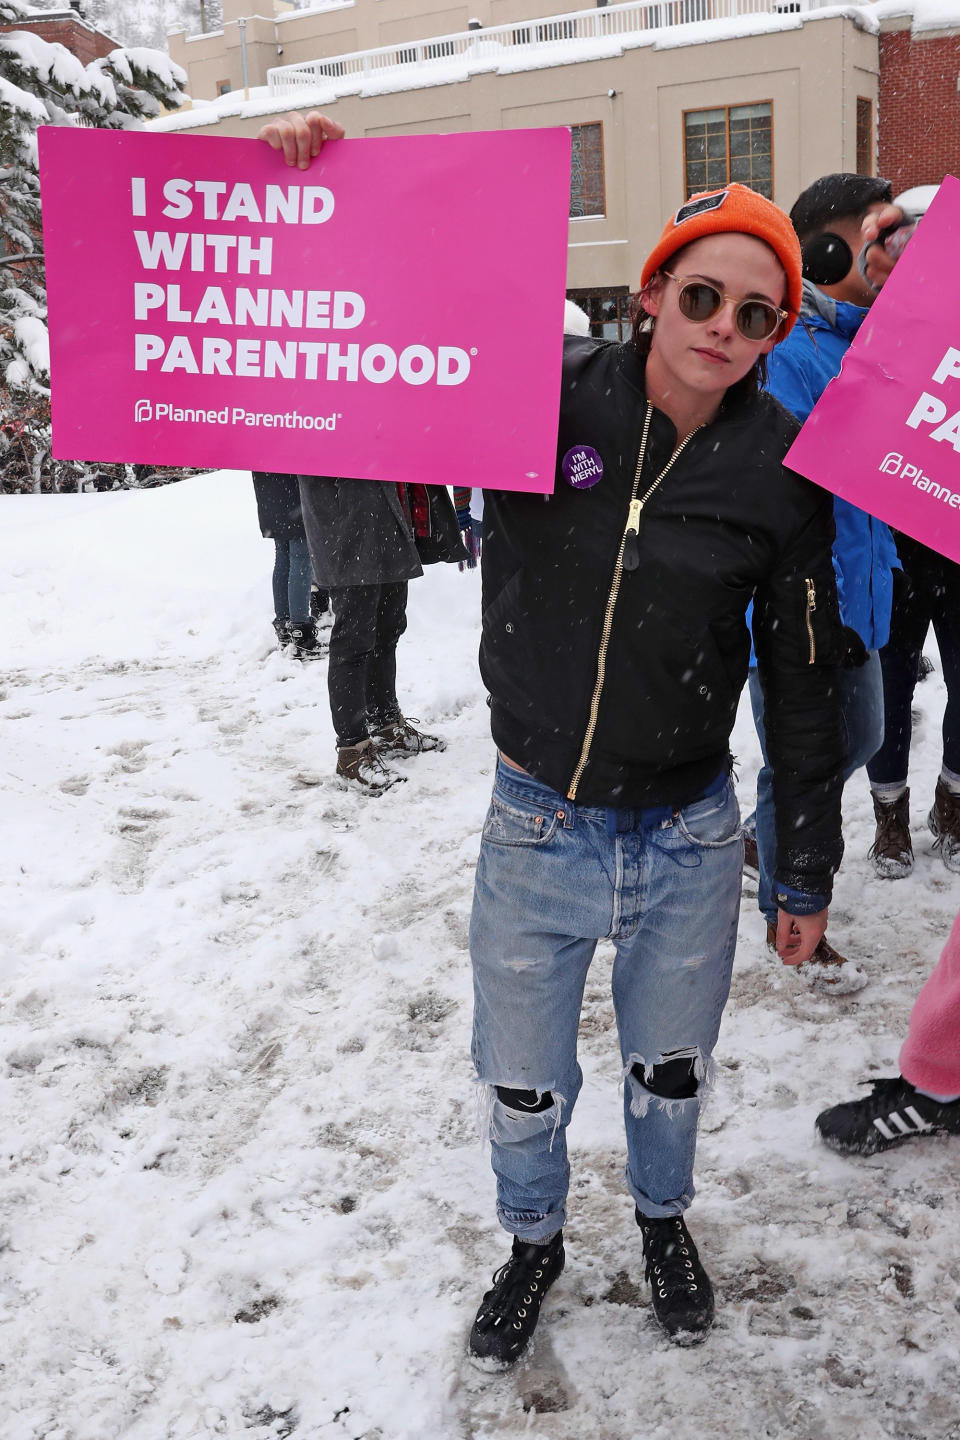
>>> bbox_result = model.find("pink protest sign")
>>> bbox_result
[38,125,571,492]
[786,175,960,562]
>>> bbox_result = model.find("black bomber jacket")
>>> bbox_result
[479,336,846,902]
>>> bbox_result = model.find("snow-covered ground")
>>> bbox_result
[2,472,958,1440]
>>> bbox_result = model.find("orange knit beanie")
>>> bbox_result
[640,184,802,337]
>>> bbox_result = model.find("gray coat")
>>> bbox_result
[297,476,466,588]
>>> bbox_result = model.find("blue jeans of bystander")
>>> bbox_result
[271,537,313,623]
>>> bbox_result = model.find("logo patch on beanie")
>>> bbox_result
[674,190,729,226]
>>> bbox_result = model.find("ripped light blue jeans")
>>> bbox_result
[470,758,743,1241]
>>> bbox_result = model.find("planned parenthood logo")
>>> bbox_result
[880,450,960,511]
[134,398,342,432]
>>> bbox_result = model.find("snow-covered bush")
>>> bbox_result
[0,0,187,491]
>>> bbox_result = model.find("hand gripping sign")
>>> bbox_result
[38,126,572,493]
[786,175,960,563]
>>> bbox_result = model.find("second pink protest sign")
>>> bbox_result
[39,125,572,492]
[786,176,960,562]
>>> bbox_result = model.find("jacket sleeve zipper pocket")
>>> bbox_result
[805,577,817,664]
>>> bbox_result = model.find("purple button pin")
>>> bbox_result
[562,445,603,489]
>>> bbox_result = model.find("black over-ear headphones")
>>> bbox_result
[801,232,853,287]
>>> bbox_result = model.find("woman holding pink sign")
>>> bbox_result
[259,115,846,1363]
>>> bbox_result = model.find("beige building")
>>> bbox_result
[160,0,881,332]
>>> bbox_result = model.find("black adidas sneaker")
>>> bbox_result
[468,1232,565,1368]
[816,1075,960,1155]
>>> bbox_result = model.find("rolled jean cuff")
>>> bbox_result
[772,882,830,917]
[497,1203,566,1243]
[627,1171,693,1219]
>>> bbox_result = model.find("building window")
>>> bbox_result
[217,79,232,95]
[567,288,631,340]
[856,97,873,175]
[683,102,773,199]
[570,122,605,218]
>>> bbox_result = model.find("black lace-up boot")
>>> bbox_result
[468,1232,565,1369]
[637,1210,714,1344]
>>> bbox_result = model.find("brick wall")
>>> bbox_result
[879,28,960,193]
[0,16,118,66]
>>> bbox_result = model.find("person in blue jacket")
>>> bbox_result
[746,173,900,993]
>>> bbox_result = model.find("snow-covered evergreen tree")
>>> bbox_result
[0,0,187,490]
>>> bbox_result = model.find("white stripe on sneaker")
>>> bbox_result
[873,1107,933,1141]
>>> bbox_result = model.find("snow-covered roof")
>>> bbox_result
[872,0,960,29]
[168,1,354,45]
[6,3,122,46]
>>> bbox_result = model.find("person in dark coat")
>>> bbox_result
[298,474,466,791]
[252,470,326,660]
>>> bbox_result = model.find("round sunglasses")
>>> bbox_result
[660,270,789,342]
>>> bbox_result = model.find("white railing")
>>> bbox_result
[268,0,824,97]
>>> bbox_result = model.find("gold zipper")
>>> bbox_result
[567,405,702,799]
[804,577,817,664]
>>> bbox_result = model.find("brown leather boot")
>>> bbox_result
[335,738,404,795]
[928,778,960,873]
[868,789,913,879]
[370,715,446,756]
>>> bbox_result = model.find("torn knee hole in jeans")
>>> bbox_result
[475,1081,567,1150]
[623,1047,715,1119]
